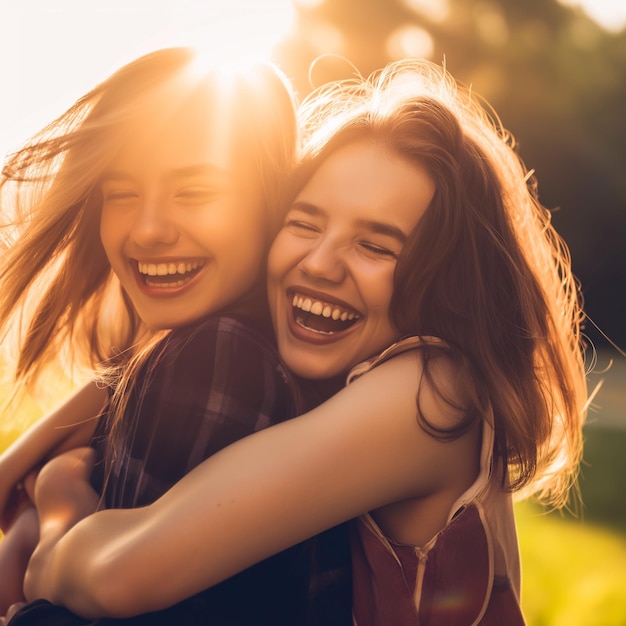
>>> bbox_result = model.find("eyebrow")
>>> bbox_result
[291,201,408,244]
[356,218,408,243]
[100,164,228,183]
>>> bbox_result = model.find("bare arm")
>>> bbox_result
[0,381,107,530]
[31,447,100,544]
[24,352,477,618]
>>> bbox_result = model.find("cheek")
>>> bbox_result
[99,211,117,258]
[267,231,293,281]
[218,197,268,247]
[366,268,396,322]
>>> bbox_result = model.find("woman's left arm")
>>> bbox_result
[24,351,477,618]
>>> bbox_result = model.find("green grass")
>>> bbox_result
[515,425,626,625]
[517,500,626,625]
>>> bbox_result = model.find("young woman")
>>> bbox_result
[17,59,587,625]
[0,48,351,624]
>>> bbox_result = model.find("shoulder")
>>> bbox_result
[139,315,291,396]
[347,339,469,433]
[347,335,446,382]
[133,316,296,418]
[162,315,279,364]
[170,314,272,345]
[282,342,478,512]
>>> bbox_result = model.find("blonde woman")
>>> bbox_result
[1,48,352,625]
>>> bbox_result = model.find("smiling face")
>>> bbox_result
[267,140,435,379]
[99,96,269,330]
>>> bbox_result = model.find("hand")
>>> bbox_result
[23,448,99,603]
[33,447,99,535]
[0,601,26,625]
[0,478,33,534]
[0,433,40,532]
[0,504,38,615]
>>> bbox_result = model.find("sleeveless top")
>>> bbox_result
[347,336,526,626]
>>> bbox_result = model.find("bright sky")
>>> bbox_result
[0,0,297,155]
[0,0,624,157]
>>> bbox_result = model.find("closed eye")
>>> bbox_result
[359,241,398,258]
[175,187,219,203]
[285,219,321,236]
[102,189,138,202]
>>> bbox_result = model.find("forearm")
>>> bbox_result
[20,448,100,616]
[21,419,348,618]
[24,354,458,619]
[24,507,149,618]
[22,443,313,618]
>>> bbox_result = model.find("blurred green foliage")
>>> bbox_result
[276,0,626,349]
[516,394,626,624]
[577,426,626,530]
[516,499,626,625]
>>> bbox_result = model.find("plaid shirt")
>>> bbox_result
[91,315,298,509]
[86,314,352,626]
[9,316,351,625]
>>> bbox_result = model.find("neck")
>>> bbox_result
[292,372,346,413]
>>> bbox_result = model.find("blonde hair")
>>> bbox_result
[0,47,296,405]
[292,59,588,508]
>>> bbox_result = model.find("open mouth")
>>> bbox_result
[136,260,205,288]
[291,292,361,335]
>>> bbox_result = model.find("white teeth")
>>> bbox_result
[291,293,359,321]
[138,261,203,277]
[144,277,188,288]
[311,301,323,315]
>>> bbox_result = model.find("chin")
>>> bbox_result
[143,315,190,331]
[290,360,348,381]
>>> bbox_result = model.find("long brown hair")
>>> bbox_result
[293,60,587,508]
[0,47,296,406]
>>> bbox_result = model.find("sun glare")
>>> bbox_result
[163,0,297,65]
[0,1,297,158]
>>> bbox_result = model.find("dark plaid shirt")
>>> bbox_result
[10,315,351,626]
[83,314,351,626]
[91,315,298,509]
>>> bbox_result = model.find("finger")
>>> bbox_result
[5,601,26,622]
[22,472,38,502]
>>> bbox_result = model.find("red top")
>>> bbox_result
[348,337,526,626]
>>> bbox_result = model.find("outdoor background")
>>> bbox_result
[1,1,625,624]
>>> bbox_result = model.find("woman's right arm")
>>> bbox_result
[24,350,478,618]
[0,381,107,530]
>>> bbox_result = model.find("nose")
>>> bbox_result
[298,238,346,284]
[129,198,179,249]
